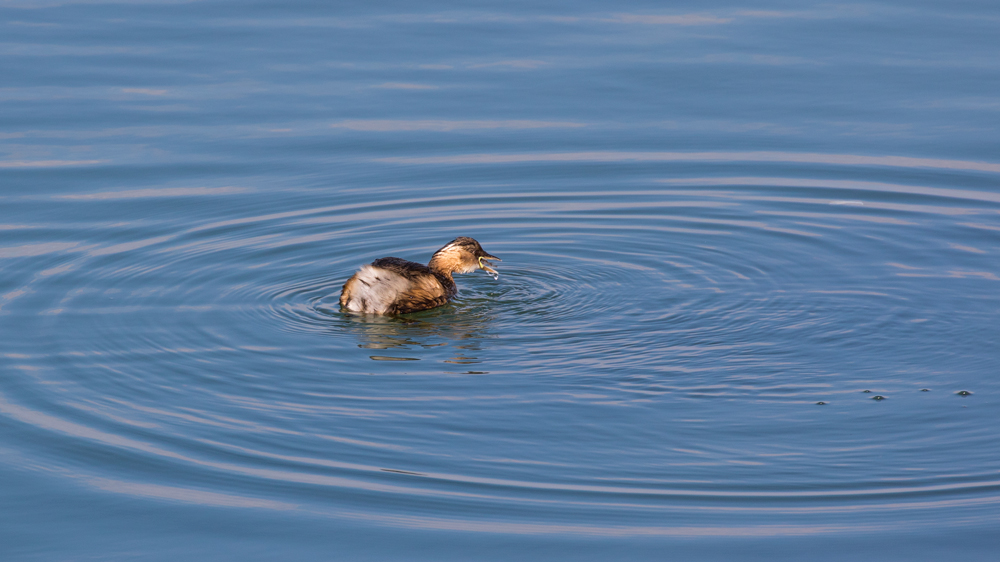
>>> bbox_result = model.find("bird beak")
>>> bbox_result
[478,254,500,279]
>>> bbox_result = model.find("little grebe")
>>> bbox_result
[339,237,500,315]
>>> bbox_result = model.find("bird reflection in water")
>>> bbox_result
[337,304,496,365]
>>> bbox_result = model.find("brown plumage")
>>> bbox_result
[339,237,500,315]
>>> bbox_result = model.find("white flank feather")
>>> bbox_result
[343,265,411,314]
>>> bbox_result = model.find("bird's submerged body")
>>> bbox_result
[340,237,499,315]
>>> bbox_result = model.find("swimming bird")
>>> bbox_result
[339,237,500,315]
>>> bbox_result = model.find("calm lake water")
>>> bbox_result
[2,1,999,560]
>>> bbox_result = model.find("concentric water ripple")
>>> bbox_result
[2,153,999,542]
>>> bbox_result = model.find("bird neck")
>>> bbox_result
[428,251,464,276]
[429,264,454,280]
[426,256,458,296]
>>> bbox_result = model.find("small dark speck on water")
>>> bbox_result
[957,390,973,396]
[872,396,886,401]
[862,390,871,393]
[920,388,930,392]
[816,402,827,405]
[381,468,423,476]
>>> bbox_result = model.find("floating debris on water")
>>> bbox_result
[872,395,886,401]
[957,390,973,396]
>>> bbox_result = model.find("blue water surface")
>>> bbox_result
[2,1,999,560]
